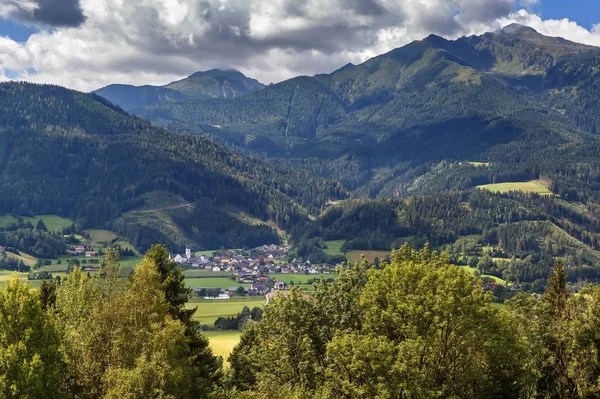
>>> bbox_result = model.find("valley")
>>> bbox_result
[5,22,600,397]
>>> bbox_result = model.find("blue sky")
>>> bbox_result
[0,18,38,42]
[540,0,600,29]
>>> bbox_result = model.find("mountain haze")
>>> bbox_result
[95,69,265,111]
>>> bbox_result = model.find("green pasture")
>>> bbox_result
[347,250,391,263]
[461,266,508,285]
[87,229,118,242]
[0,214,74,232]
[183,270,231,278]
[185,277,250,290]
[477,180,551,195]
[187,297,265,325]
[323,240,345,256]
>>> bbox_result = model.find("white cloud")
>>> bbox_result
[499,9,600,47]
[0,0,598,92]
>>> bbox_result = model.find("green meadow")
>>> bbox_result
[477,180,552,195]
[323,240,345,256]
[185,277,250,290]
[0,214,74,232]
[461,266,508,285]
[187,297,265,325]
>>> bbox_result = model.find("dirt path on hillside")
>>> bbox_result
[135,203,192,213]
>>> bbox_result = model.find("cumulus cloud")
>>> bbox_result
[0,0,596,92]
[499,9,600,47]
[0,0,86,27]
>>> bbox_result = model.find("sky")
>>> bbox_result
[1,0,600,92]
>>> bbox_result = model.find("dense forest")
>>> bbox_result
[292,189,600,285]
[3,244,600,398]
[0,82,346,252]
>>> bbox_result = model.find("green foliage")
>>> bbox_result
[53,250,203,397]
[230,246,529,398]
[294,191,600,283]
[0,227,67,258]
[0,276,64,398]
[142,244,222,397]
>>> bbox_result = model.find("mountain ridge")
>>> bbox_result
[0,81,346,252]
[108,23,600,205]
[94,68,265,111]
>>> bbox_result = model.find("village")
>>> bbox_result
[169,244,337,299]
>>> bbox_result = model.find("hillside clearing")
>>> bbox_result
[0,214,73,232]
[87,229,118,242]
[461,266,508,285]
[323,240,345,256]
[477,180,552,195]
[347,250,391,263]
[4,250,38,266]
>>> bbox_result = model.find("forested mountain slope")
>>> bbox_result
[0,82,346,251]
[292,191,600,285]
[115,25,600,197]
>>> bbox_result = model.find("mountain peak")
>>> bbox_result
[165,68,265,99]
[188,68,246,80]
[494,23,596,52]
[499,23,539,37]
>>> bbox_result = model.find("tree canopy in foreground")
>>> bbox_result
[2,245,600,398]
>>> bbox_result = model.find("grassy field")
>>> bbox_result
[185,277,250,290]
[323,240,345,256]
[270,272,336,290]
[193,249,220,257]
[87,229,118,242]
[46,253,142,272]
[187,297,265,325]
[204,331,242,366]
[183,270,231,278]
[0,214,73,232]
[347,250,391,263]
[5,250,38,266]
[39,264,69,273]
[118,256,142,272]
[0,272,47,289]
[271,273,336,284]
[461,266,508,285]
[477,180,552,195]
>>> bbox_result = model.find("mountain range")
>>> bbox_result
[4,24,600,283]
[94,24,600,197]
